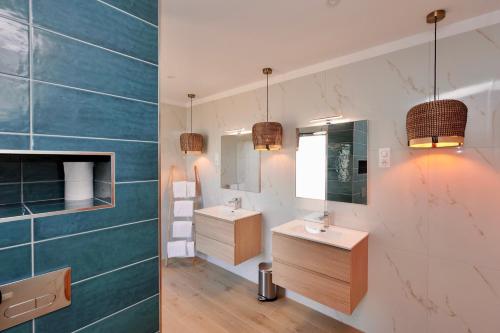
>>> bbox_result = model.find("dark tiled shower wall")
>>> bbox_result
[0,1,159,332]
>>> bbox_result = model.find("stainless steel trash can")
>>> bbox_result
[258,262,277,301]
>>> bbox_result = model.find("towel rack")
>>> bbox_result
[165,165,202,266]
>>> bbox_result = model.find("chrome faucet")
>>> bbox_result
[227,197,241,210]
[321,211,332,228]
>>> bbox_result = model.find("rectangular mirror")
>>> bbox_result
[296,120,368,204]
[221,134,261,193]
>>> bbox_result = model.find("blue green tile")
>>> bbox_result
[0,183,21,205]
[32,28,158,102]
[33,136,158,182]
[35,258,159,333]
[26,198,109,215]
[33,0,158,63]
[0,203,29,219]
[35,219,158,282]
[3,321,33,333]
[23,181,65,202]
[22,160,64,182]
[0,134,29,149]
[78,296,159,333]
[35,182,158,240]
[0,0,28,21]
[0,245,31,284]
[101,0,158,25]
[0,156,21,183]
[327,193,352,202]
[0,17,28,77]
[0,219,30,248]
[33,82,158,141]
[0,75,29,132]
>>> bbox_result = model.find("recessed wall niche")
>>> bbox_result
[0,150,115,222]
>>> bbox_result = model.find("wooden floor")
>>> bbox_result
[161,258,361,333]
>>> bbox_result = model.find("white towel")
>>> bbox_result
[173,181,187,198]
[186,181,196,198]
[186,241,195,257]
[172,221,193,238]
[167,240,187,258]
[174,200,194,217]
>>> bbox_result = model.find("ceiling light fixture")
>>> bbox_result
[309,115,343,126]
[224,128,252,135]
[406,10,468,148]
[180,93,204,154]
[252,68,283,151]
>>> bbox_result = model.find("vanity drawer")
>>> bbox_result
[195,214,234,245]
[196,234,235,264]
[272,233,351,282]
[273,260,351,314]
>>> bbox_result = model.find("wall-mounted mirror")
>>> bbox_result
[221,134,261,193]
[296,120,368,204]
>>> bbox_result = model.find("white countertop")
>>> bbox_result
[195,205,261,222]
[271,219,368,250]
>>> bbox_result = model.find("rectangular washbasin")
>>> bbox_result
[195,205,261,222]
[271,219,368,250]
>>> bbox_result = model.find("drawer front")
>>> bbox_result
[196,233,235,265]
[272,233,351,282]
[195,213,234,245]
[273,260,351,314]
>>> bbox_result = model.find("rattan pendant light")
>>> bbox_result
[180,93,204,154]
[252,68,283,151]
[406,10,468,148]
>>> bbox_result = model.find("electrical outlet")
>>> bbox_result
[378,148,391,168]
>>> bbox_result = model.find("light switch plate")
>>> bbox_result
[378,148,391,168]
[0,268,71,331]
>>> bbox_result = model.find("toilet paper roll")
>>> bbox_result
[63,162,94,182]
[64,162,94,201]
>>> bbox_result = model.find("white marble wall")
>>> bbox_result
[180,23,500,333]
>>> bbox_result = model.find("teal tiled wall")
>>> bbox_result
[0,1,159,332]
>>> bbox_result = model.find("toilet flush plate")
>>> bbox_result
[0,268,71,331]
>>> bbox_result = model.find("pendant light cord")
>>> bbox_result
[190,97,193,133]
[434,15,437,101]
[266,72,269,122]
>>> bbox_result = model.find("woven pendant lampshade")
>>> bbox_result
[180,94,204,154]
[252,68,283,151]
[406,10,468,148]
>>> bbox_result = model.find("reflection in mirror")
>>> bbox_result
[295,120,368,204]
[296,127,326,200]
[221,134,261,193]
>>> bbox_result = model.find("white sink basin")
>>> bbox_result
[272,219,368,250]
[304,224,324,234]
[195,205,261,222]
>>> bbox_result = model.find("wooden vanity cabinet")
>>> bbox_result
[195,212,261,265]
[272,232,368,314]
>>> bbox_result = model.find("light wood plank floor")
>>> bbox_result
[161,258,361,333]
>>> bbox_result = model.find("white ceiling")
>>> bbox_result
[160,0,500,106]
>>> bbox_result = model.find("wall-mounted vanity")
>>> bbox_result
[194,206,262,265]
[272,219,368,314]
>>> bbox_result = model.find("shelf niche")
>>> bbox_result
[0,150,115,222]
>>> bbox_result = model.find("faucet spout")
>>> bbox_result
[322,211,332,228]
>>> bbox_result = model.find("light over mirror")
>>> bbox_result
[296,120,368,204]
[221,133,261,193]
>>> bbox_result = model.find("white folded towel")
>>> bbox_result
[174,200,194,217]
[186,241,195,257]
[167,240,187,258]
[172,221,193,238]
[173,181,187,198]
[186,181,196,198]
